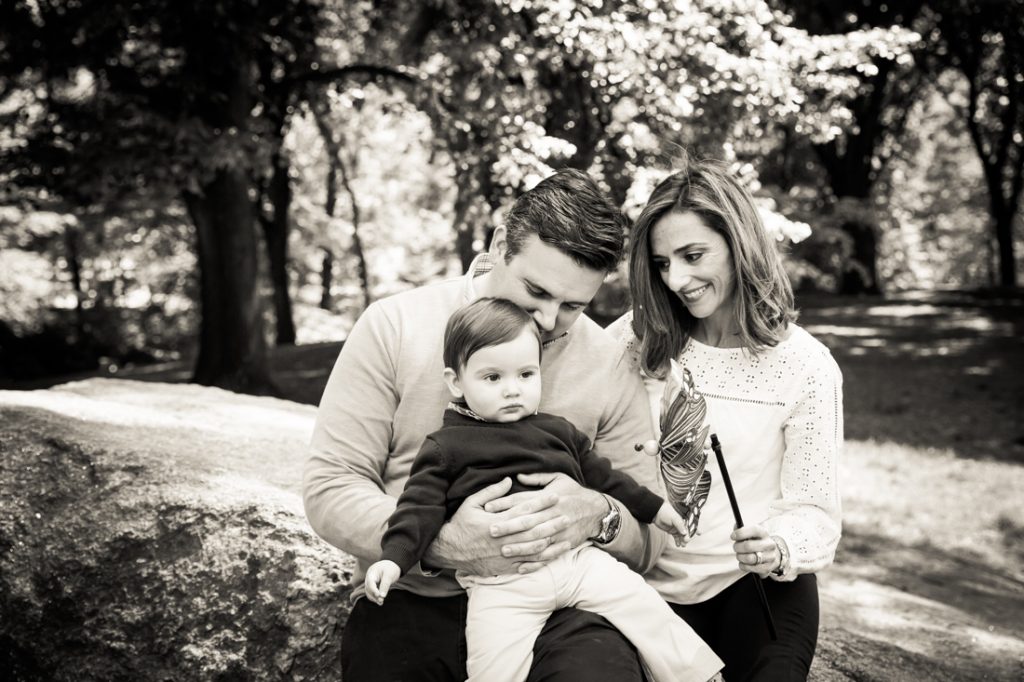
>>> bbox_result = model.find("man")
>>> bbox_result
[304,169,665,681]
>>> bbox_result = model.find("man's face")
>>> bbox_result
[483,229,607,341]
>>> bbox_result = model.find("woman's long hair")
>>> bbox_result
[629,157,796,377]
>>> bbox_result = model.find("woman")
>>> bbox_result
[609,157,843,681]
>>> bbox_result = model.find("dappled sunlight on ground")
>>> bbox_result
[802,303,1017,361]
[798,291,1024,463]
[827,431,1024,679]
[840,439,1024,577]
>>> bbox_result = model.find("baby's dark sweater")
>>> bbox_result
[380,409,664,573]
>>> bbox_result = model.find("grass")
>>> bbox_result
[793,290,1024,678]
[797,290,1024,464]
[796,290,1024,574]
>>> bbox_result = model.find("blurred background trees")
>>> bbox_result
[1,0,1020,394]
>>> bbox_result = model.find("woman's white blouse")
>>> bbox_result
[608,313,844,604]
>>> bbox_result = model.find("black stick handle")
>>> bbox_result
[710,433,778,641]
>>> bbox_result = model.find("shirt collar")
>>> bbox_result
[447,401,487,421]
[461,253,494,304]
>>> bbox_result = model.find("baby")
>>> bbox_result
[364,297,724,682]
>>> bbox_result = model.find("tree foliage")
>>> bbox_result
[0,0,341,392]
[1,0,1009,387]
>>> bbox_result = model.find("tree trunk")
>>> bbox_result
[815,70,895,297]
[993,204,1018,288]
[540,63,603,171]
[184,168,274,395]
[798,0,928,296]
[936,1,1022,288]
[335,154,371,310]
[320,249,334,310]
[261,149,297,345]
[180,45,274,394]
[63,224,86,342]
[314,103,371,310]
[452,178,480,273]
[451,160,497,272]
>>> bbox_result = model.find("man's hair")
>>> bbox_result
[629,155,796,376]
[443,298,542,375]
[503,168,628,273]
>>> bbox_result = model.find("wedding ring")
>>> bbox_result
[755,551,763,565]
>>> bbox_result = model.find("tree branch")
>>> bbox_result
[287,63,419,87]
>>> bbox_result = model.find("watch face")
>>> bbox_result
[606,510,621,540]
[597,507,621,543]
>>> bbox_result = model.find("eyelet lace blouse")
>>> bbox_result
[607,312,843,604]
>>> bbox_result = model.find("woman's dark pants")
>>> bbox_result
[669,573,819,682]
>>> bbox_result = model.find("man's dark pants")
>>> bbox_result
[341,589,645,681]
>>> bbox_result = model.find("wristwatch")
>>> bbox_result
[590,496,621,545]
[771,536,790,577]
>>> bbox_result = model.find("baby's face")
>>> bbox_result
[456,328,542,423]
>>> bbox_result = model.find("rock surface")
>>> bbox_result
[2,379,1021,681]
[1,379,353,681]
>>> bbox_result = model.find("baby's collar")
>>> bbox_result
[447,401,487,422]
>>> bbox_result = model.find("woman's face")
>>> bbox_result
[650,211,736,324]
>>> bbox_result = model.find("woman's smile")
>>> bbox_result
[680,283,711,302]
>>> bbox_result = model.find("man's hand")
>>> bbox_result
[425,473,606,575]
[364,559,401,605]
[484,472,606,573]
[424,477,518,575]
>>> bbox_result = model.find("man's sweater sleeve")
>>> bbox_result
[303,301,401,562]
[380,438,453,574]
[574,428,664,524]
[588,339,667,572]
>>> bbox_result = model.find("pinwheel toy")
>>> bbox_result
[637,362,778,640]
[636,360,712,541]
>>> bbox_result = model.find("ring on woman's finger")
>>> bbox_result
[755,551,763,565]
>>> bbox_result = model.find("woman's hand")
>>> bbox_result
[731,524,782,577]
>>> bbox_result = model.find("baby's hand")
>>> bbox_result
[654,502,691,548]
[364,560,401,606]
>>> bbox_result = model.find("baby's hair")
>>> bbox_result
[443,298,541,375]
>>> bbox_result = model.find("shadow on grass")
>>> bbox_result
[797,291,1024,465]
[836,527,1024,635]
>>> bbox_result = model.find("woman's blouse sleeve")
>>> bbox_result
[762,347,844,579]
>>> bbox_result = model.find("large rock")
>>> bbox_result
[2,379,1022,680]
[1,379,353,680]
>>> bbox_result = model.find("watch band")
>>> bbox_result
[590,495,621,544]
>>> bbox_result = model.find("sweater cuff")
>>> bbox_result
[631,490,666,525]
